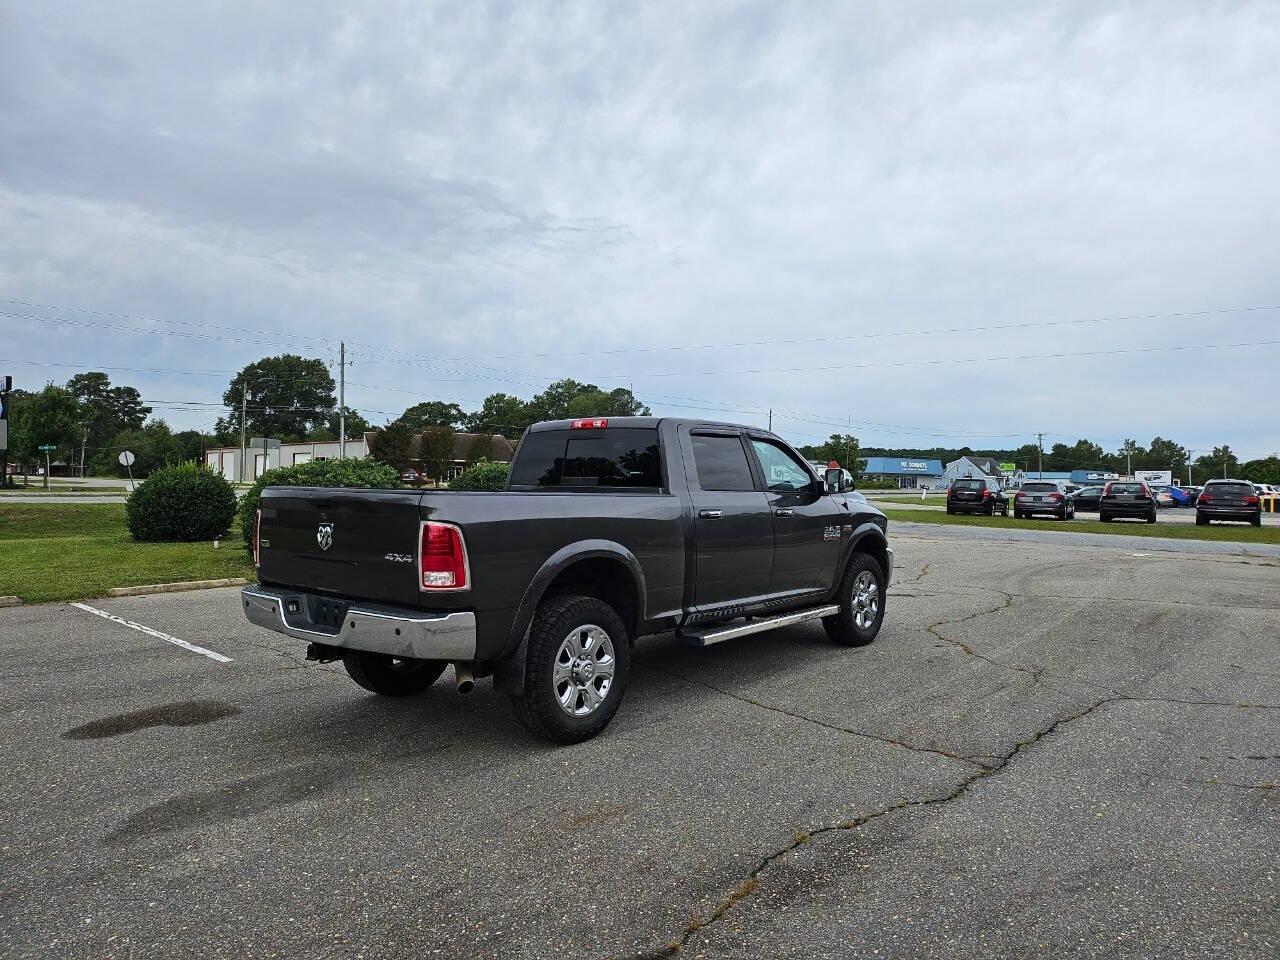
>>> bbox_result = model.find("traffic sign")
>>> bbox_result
[39,444,57,452]
[118,450,136,467]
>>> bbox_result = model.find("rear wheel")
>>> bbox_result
[343,651,447,697]
[1147,509,1157,524]
[511,595,631,744]
[985,504,994,516]
[1196,513,1208,526]
[823,553,885,647]
[1253,514,1263,527]
[945,504,954,514]
[1100,511,1111,523]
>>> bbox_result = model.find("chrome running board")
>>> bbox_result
[679,604,840,647]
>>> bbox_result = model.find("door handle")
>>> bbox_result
[698,509,723,519]
[774,508,795,517]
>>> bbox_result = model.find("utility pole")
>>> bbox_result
[768,408,772,431]
[80,430,87,478]
[0,374,10,489]
[339,341,346,459]
[239,381,248,483]
[1036,432,1043,479]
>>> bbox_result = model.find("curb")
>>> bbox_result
[106,578,250,597]
[0,596,21,607]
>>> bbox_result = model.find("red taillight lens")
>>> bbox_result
[1049,493,1062,501]
[420,522,468,590]
[982,489,991,499]
[1199,494,1212,503]
[1243,495,1259,505]
[253,509,261,567]
[570,418,608,429]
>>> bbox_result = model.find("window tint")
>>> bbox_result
[509,429,662,488]
[1108,483,1144,495]
[1208,482,1253,496]
[749,439,813,492]
[691,434,756,492]
[952,479,984,491]
[1021,482,1057,493]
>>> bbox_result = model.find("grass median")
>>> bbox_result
[881,508,1280,545]
[0,503,254,604]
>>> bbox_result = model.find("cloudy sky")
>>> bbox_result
[2,1,1278,458]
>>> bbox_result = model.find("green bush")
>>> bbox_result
[237,458,403,552]
[858,477,902,490]
[448,459,509,491]
[126,462,238,542]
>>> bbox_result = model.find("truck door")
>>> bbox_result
[746,435,844,596]
[684,429,774,610]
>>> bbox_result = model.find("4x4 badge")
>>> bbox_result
[316,523,334,551]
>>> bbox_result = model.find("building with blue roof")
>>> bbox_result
[861,456,944,489]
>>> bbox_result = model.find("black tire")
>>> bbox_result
[945,504,953,515]
[1196,514,1208,526]
[823,553,886,647]
[1100,511,1111,523]
[1253,514,1263,527]
[511,595,631,744]
[1014,510,1024,520]
[1147,509,1157,524]
[985,504,994,516]
[343,651,447,697]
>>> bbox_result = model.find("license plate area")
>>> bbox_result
[302,595,350,634]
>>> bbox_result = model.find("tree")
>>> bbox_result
[1116,439,1145,476]
[1240,456,1280,485]
[418,425,456,486]
[308,406,372,442]
[1195,444,1239,480]
[7,384,83,481]
[527,379,650,421]
[169,429,213,466]
[813,434,866,473]
[368,421,415,472]
[463,392,533,438]
[95,421,176,477]
[398,401,465,431]
[467,433,493,462]
[1143,437,1188,470]
[67,371,150,458]
[219,355,336,441]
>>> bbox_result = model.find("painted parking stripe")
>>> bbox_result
[70,602,233,663]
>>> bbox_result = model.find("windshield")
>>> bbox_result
[1020,482,1057,493]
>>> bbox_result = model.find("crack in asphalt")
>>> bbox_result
[925,591,1046,686]
[625,693,1280,958]
[1184,777,1280,791]
[644,664,991,768]
[892,562,931,586]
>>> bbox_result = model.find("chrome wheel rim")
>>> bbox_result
[852,570,880,630]
[553,625,616,717]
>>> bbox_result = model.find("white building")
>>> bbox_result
[204,437,369,483]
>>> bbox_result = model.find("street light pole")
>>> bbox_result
[339,341,346,460]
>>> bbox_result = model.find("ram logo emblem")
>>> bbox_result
[316,523,334,551]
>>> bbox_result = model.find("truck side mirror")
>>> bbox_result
[824,468,843,494]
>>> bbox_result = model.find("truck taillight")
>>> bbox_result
[253,509,261,567]
[420,521,468,590]
[570,418,608,429]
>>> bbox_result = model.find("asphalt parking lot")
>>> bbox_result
[1,528,1277,959]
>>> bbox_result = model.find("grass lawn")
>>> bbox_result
[0,503,254,604]
[881,508,1280,545]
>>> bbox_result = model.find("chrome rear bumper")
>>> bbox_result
[241,586,476,660]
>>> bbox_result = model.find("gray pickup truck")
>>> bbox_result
[242,417,892,742]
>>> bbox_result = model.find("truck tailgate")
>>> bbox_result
[257,487,425,607]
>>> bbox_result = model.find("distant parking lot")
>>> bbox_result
[1,525,1277,958]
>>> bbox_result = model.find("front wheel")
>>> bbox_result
[511,595,631,744]
[343,651,447,697]
[823,553,885,647]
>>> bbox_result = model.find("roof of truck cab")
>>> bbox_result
[528,417,767,433]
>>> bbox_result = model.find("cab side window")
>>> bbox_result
[749,439,812,492]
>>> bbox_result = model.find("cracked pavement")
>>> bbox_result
[1,530,1277,958]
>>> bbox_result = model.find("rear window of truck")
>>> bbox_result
[508,428,663,489]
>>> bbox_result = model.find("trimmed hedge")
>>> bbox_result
[448,460,509,492]
[126,462,238,542]
[237,458,403,552]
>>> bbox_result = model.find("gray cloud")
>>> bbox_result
[2,1,1278,456]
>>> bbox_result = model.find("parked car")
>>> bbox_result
[1164,485,1193,507]
[1148,486,1177,508]
[946,478,1008,516]
[1099,481,1158,523]
[1013,480,1075,520]
[400,469,421,484]
[1069,485,1104,511]
[1196,479,1262,527]
[243,417,893,743]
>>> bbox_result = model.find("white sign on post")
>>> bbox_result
[1134,469,1172,486]
[119,450,137,492]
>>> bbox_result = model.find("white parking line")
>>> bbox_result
[70,602,233,663]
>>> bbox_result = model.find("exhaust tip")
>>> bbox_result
[454,661,475,695]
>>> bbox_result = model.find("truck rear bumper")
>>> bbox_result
[241,586,477,661]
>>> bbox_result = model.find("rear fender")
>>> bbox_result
[491,541,647,694]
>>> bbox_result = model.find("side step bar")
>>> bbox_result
[679,604,840,647]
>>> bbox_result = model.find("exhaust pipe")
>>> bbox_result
[454,661,474,694]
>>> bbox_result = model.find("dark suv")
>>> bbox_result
[946,478,1008,516]
[1013,480,1074,520]
[1099,481,1157,523]
[1196,479,1262,527]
